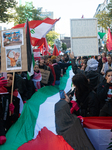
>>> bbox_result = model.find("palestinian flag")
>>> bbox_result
[83,117,112,150]
[25,19,35,79]
[0,66,74,150]
[12,17,60,46]
[0,67,112,150]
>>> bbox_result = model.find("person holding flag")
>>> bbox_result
[0,73,23,145]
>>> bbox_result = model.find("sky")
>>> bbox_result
[28,0,104,36]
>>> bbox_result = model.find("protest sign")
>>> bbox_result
[70,18,99,56]
[1,28,28,72]
[39,69,50,84]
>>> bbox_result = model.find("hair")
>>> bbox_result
[44,55,48,61]
[105,69,112,77]
[72,74,89,97]
[52,59,56,64]
[102,52,106,57]
[82,56,88,60]
[95,56,98,60]
[107,54,112,59]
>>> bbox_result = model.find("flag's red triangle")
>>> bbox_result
[18,127,74,150]
[53,45,59,56]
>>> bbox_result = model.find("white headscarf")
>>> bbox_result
[85,58,99,72]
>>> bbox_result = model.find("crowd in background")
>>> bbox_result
[1,51,112,145]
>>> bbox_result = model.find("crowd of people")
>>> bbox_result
[61,52,112,117]
[0,53,71,145]
[55,52,112,125]
[0,51,112,145]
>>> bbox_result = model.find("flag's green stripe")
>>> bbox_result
[27,72,30,80]
[0,66,71,150]
[32,53,35,67]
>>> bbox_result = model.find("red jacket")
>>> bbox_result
[46,63,56,86]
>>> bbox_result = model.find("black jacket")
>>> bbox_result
[53,64,61,80]
[58,62,71,74]
[75,91,99,117]
[20,72,35,100]
[97,79,111,109]
[0,93,20,136]
[16,74,28,101]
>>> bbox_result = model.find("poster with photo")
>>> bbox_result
[2,28,24,47]
[6,46,22,70]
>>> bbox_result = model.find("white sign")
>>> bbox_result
[70,18,99,56]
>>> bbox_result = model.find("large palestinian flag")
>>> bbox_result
[0,66,74,150]
[0,67,112,150]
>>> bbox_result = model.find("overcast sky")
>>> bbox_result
[32,0,104,36]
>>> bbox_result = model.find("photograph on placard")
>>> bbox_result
[2,28,24,47]
[6,46,22,70]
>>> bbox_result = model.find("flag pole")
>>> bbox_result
[9,72,15,116]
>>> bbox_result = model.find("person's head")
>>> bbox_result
[64,53,69,59]
[39,57,45,66]
[102,52,106,58]
[15,52,20,60]
[85,58,98,72]
[102,57,107,63]
[17,71,22,76]
[6,73,13,87]
[105,70,112,84]
[72,74,89,97]
[52,59,56,64]
[61,55,65,61]
[81,56,88,64]
[14,32,16,36]
[44,56,49,64]
[48,58,52,65]
[56,56,60,62]
[51,55,56,61]
[81,61,87,70]
[107,55,112,65]
[34,64,39,72]
[95,56,98,60]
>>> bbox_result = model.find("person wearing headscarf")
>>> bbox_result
[0,72,23,145]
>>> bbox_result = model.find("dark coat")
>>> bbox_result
[53,64,61,81]
[97,79,111,109]
[58,62,71,74]
[16,74,28,101]
[75,91,99,117]
[0,92,20,136]
[21,72,35,99]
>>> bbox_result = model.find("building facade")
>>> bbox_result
[94,0,110,49]
[60,37,71,49]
